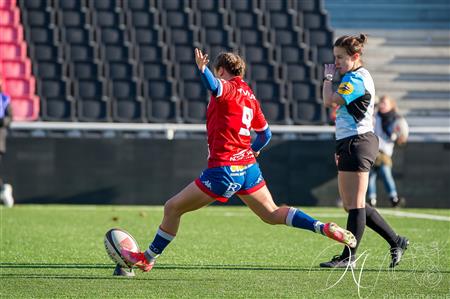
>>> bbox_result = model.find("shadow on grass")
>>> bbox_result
[1,263,448,274]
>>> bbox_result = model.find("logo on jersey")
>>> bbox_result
[230,149,253,161]
[237,88,256,100]
[338,82,354,95]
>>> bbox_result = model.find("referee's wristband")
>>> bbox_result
[324,74,333,82]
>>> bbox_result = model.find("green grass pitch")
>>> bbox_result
[1,205,449,298]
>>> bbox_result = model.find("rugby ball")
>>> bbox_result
[104,228,140,268]
[392,117,409,141]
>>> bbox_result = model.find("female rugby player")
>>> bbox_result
[121,49,356,271]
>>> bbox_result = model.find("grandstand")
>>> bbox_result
[0,0,449,206]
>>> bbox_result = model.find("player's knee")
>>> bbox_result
[164,198,182,217]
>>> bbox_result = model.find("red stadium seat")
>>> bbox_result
[0,7,20,26]
[3,77,36,97]
[0,25,23,42]
[0,0,17,9]
[0,59,31,77]
[9,96,39,121]
[0,42,27,60]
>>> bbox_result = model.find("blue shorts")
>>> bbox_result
[194,163,266,202]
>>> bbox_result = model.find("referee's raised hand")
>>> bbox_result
[195,48,209,72]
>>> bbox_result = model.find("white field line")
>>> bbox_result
[221,211,450,222]
[377,209,450,222]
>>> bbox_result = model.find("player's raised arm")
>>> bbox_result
[194,48,220,95]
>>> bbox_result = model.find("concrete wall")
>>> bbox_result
[3,136,449,208]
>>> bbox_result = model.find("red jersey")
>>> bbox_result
[206,77,268,168]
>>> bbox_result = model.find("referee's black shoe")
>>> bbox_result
[320,254,356,268]
[390,236,409,268]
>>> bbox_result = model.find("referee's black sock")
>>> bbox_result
[341,208,366,259]
[365,205,399,247]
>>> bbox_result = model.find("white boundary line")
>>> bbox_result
[377,209,450,222]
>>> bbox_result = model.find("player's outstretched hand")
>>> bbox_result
[195,48,209,72]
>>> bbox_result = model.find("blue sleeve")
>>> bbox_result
[337,72,366,105]
[251,127,272,152]
[199,67,220,96]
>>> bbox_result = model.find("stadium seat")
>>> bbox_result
[62,27,91,44]
[129,11,159,28]
[110,80,140,99]
[183,99,207,123]
[0,8,19,26]
[288,81,319,102]
[43,98,75,120]
[23,9,52,27]
[9,96,39,121]
[71,62,102,80]
[196,0,219,11]
[0,59,31,77]
[3,77,35,97]
[204,28,231,46]
[78,99,109,121]
[147,99,180,122]
[0,25,23,43]
[99,28,127,45]
[253,81,283,102]
[106,62,136,79]
[229,0,252,11]
[200,11,223,28]
[260,100,290,124]
[303,13,327,29]
[21,0,46,10]
[176,63,197,80]
[92,0,118,11]
[292,100,326,124]
[58,11,86,27]
[75,79,107,101]
[234,12,259,29]
[56,0,84,10]
[145,80,174,100]
[126,0,150,11]
[66,44,97,62]
[92,10,121,28]
[249,64,278,81]
[39,79,69,99]
[171,45,194,62]
[31,44,61,61]
[296,0,320,12]
[102,45,132,62]
[280,46,308,63]
[0,42,27,60]
[141,63,168,80]
[165,11,186,27]
[28,27,54,44]
[132,28,159,45]
[160,0,182,10]
[113,99,145,122]
[308,30,332,47]
[137,45,167,62]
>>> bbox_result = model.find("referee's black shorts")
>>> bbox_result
[336,132,379,172]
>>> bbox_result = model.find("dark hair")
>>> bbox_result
[334,34,368,56]
[213,52,246,77]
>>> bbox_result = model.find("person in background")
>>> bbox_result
[0,79,14,208]
[367,95,407,208]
